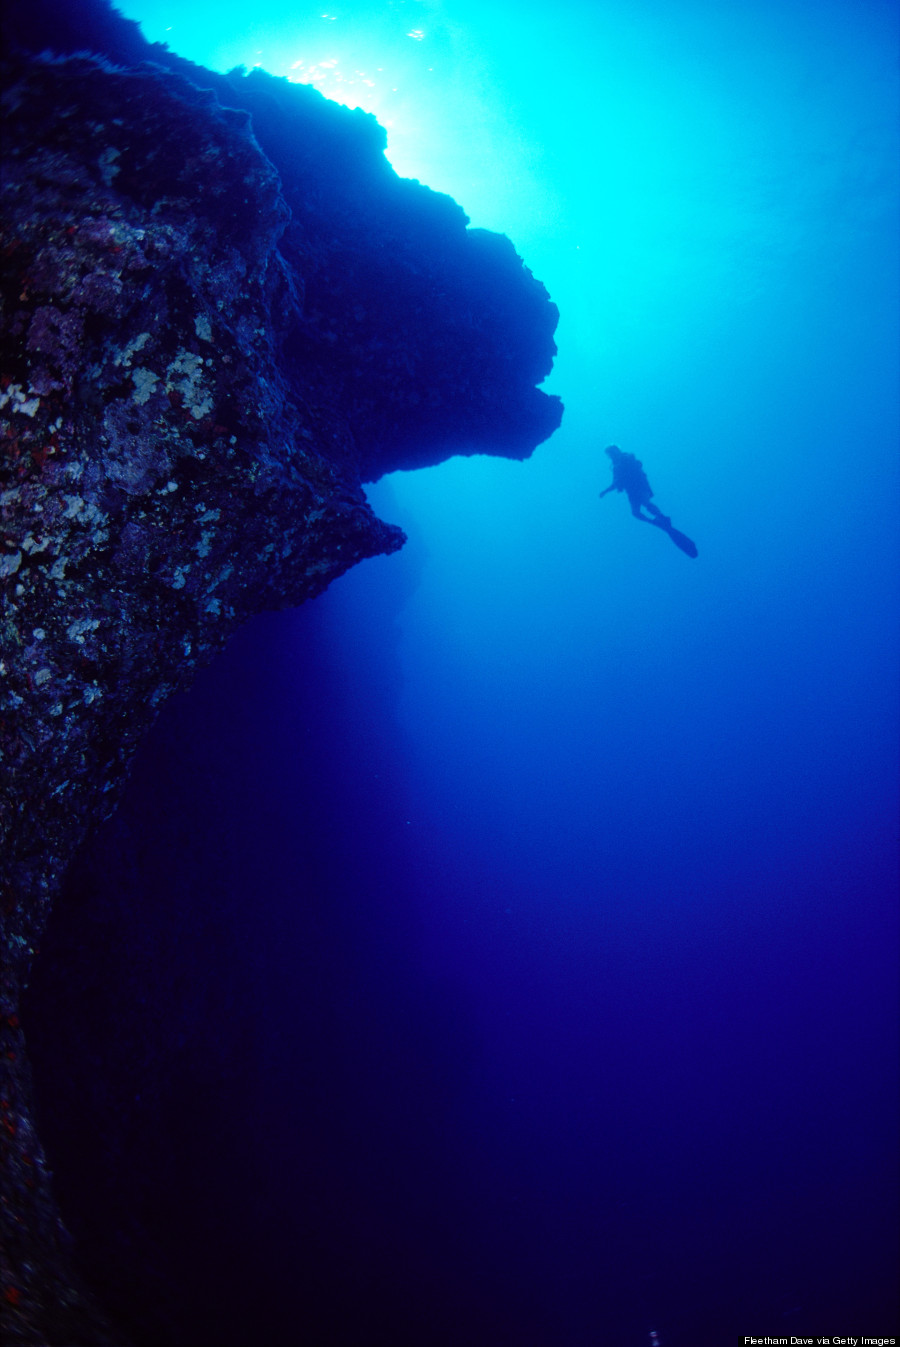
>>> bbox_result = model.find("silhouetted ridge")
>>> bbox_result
[2,0,562,479]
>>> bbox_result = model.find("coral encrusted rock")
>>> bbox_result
[0,1,561,1340]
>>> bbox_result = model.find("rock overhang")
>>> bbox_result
[0,1,563,1339]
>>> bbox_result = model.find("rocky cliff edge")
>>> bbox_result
[0,2,561,1339]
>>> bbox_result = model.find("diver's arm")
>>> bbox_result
[598,483,616,497]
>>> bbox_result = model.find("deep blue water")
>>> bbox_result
[23,2,900,1344]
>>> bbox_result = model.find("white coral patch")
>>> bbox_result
[66,617,100,643]
[115,332,151,366]
[0,383,41,417]
[166,350,214,419]
[63,495,105,526]
[131,367,159,404]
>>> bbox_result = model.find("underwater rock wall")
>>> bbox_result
[0,2,561,1340]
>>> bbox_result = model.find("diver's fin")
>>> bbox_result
[655,520,698,558]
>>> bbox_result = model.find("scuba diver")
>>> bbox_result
[599,445,698,558]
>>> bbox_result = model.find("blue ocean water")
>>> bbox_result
[24,2,899,1344]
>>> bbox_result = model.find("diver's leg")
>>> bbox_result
[645,502,671,526]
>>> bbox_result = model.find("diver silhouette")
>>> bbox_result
[599,444,698,558]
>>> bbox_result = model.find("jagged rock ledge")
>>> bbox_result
[0,1,561,1340]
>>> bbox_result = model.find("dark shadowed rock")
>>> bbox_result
[0,1,561,1339]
